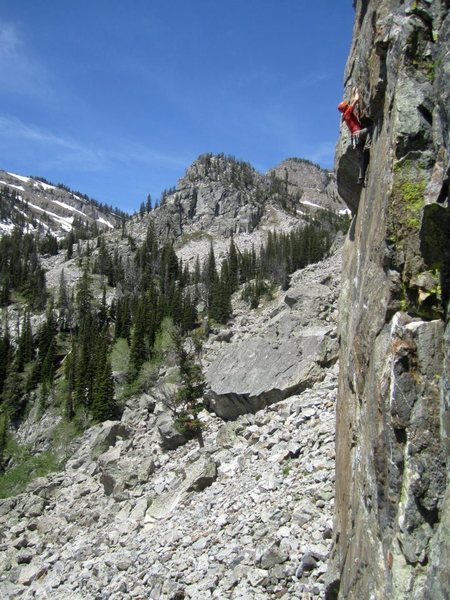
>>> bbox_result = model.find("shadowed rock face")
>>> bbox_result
[335,147,363,215]
[328,1,450,599]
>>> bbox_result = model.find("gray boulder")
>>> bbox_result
[206,328,332,419]
[97,445,155,497]
[185,456,217,492]
[90,421,130,456]
[156,413,188,450]
[146,453,217,521]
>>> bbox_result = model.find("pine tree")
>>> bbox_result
[171,329,206,447]
[16,311,34,372]
[0,325,12,399]
[0,413,8,472]
[181,292,197,333]
[204,243,218,313]
[0,272,11,306]
[40,337,57,385]
[73,266,96,407]
[98,287,108,330]
[115,296,132,341]
[92,333,115,422]
[128,301,147,380]
[95,237,111,277]
[193,256,201,286]
[31,303,58,387]
[161,243,179,296]
[31,265,47,310]
[169,283,183,325]
[76,264,94,328]
[66,230,75,260]
[205,242,217,288]
[57,269,70,330]
[228,235,239,293]
[2,368,25,422]
[64,340,75,419]
[91,357,115,422]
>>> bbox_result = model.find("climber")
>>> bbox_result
[338,87,372,186]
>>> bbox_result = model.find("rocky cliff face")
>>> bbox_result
[269,158,343,215]
[329,1,450,598]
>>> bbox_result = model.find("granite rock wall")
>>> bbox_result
[328,1,450,598]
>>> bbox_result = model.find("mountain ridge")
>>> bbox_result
[0,170,125,240]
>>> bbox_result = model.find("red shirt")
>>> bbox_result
[343,104,361,134]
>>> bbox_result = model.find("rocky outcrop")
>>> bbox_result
[146,154,275,243]
[269,158,345,215]
[206,331,332,419]
[157,154,346,239]
[329,1,450,598]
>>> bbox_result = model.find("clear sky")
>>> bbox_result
[0,1,355,213]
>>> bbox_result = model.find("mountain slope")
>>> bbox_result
[0,170,123,239]
[0,249,342,599]
[0,152,347,597]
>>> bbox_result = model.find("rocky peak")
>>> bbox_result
[269,158,344,215]
[128,153,348,270]
[269,157,330,192]
[179,153,259,190]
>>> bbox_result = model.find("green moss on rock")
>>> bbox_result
[388,162,425,254]
[387,161,437,317]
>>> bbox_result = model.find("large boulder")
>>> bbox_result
[90,421,130,456]
[97,444,155,498]
[204,248,341,420]
[206,327,334,420]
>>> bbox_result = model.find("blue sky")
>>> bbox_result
[0,1,354,213]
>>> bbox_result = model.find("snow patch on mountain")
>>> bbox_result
[34,181,57,191]
[27,201,74,232]
[51,199,88,217]
[300,200,323,209]
[7,172,30,183]
[0,180,25,192]
[0,221,15,234]
[97,216,114,228]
